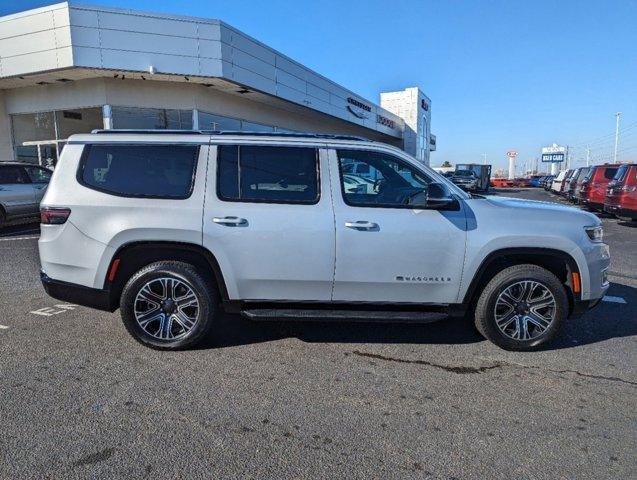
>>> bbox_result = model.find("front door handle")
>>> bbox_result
[212,216,248,226]
[345,221,378,231]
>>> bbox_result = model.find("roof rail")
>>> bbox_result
[204,131,370,141]
[90,129,370,142]
[91,129,202,135]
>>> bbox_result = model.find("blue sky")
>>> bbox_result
[4,0,637,169]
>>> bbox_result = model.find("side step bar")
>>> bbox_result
[240,308,448,323]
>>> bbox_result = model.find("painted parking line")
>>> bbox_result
[0,235,40,242]
[602,295,627,304]
[0,325,9,330]
[30,304,77,316]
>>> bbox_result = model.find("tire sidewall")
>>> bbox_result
[120,264,214,350]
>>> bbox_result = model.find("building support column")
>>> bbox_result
[103,105,113,129]
[0,91,15,160]
[192,109,199,130]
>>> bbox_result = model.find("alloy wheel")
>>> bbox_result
[133,277,200,341]
[493,280,557,341]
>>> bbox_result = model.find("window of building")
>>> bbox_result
[241,121,275,133]
[217,145,319,204]
[11,108,103,165]
[56,108,104,138]
[337,150,433,208]
[198,111,241,131]
[111,107,193,130]
[79,144,199,198]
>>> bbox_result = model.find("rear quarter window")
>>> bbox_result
[603,167,618,180]
[78,144,199,198]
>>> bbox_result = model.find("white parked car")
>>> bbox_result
[39,131,610,351]
[551,170,568,193]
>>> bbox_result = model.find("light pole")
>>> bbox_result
[613,112,622,164]
[586,145,590,167]
[482,153,487,165]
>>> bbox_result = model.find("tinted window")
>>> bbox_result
[79,145,198,198]
[24,166,52,184]
[612,165,628,182]
[217,146,319,204]
[0,166,28,184]
[603,167,619,180]
[337,150,434,207]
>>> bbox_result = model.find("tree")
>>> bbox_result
[441,161,452,168]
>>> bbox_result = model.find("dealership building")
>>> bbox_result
[0,2,435,166]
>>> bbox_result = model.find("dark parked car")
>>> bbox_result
[542,175,555,190]
[454,164,492,192]
[0,162,52,228]
[450,169,479,191]
[528,175,545,187]
[568,167,590,202]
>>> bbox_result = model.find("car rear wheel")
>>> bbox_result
[474,264,568,351]
[120,261,218,350]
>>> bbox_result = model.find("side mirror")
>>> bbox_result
[424,182,458,210]
[406,183,458,210]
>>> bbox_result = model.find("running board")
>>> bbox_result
[240,308,448,323]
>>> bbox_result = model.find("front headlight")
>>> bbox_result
[585,226,603,242]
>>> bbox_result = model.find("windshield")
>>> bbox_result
[455,170,475,177]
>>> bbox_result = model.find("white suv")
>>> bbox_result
[39,131,610,351]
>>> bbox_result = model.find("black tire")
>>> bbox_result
[0,208,5,229]
[474,264,568,351]
[120,261,218,350]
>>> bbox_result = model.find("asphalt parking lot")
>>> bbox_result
[0,188,635,479]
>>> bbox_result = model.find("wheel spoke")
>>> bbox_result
[526,312,551,332]
[499,291,518,308]
[496,311,518,330]
[139,286,163,303]
[157,314,174,339]
[176,292,198,308]
[137,309,163,330]
[172,311,196,331]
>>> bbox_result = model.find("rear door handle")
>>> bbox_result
[212,216,248,226]
[345,221,378,231]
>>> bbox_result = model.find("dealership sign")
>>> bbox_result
[506,151,518,158]
[541,153,565,163]
[347,97,371,119]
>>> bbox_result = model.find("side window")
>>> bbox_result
[79,144,199,198]
[24,166,52,184]
[336,150,432,208]
[0,166,29,185]
[217,145,319,204]
[604,168,618,180]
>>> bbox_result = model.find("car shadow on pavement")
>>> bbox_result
[201,315,483,350]
[0,222,40,237]
[548,282,637,350]
[200,282,637,351]
[617,220,637,228]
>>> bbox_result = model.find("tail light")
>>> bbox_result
[40,207,71,225]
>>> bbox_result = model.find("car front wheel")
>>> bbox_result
[120,261,218,350]
[474,264,568,351]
